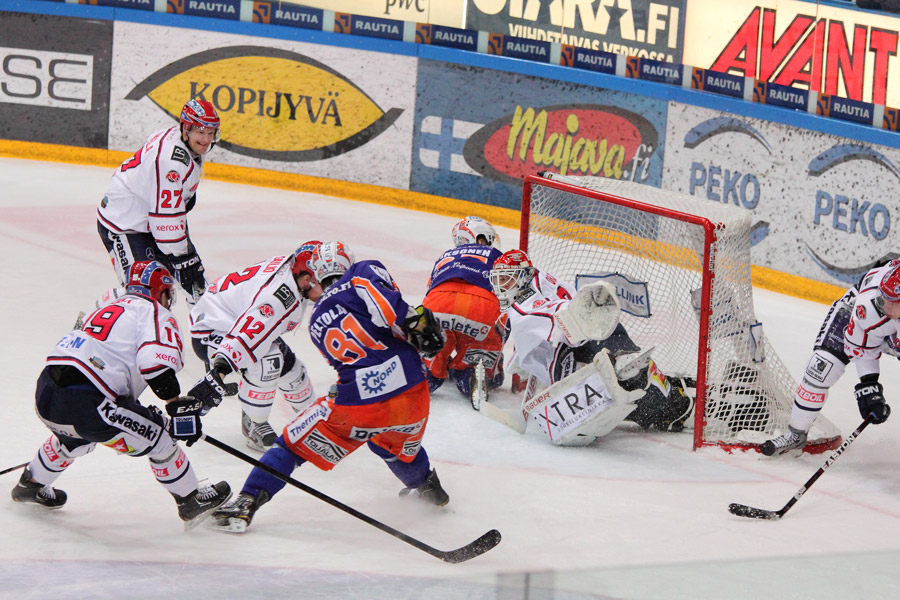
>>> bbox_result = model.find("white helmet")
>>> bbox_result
[452,216,499,248]
[310,241,355,290]
[489,249,535,310]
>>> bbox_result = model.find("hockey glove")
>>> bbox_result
[403,305,446,359]
[166,397,204,446]
[168,251,206,303]
[189,361,231,416]
[855,377,891,424]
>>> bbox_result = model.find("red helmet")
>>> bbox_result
[127,261,176,305]
[180,99,220,131]
[310,241,355,290]
[880,260,900,302]
[489,249,535,310]
[292,240,322,277]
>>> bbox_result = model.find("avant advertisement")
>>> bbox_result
[683,0,900,107]
[466,0,685,63]
[0,12,111,148]
[109,22,415,188]
[662,103,900,287]
[412,59,667,208]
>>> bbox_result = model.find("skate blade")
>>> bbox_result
[205,517,249,534]
[182,492,234,532]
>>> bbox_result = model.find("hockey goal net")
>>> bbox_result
[521,173,841,452]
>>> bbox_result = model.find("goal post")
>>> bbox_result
[520,172,842,453]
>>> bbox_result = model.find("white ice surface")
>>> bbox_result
[2,157,900,599]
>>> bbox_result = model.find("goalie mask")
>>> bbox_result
[127,261,176,307]
[452,216,500,248]
[311,241,355,290]
[489,249,536,310]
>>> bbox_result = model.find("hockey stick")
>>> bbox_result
[471,361,528,434]
[0,462,28,476]
[203,435,501,563]
[728,417,872,520]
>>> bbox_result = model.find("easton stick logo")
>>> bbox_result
[125,46,403,161]
[463,104,658,184]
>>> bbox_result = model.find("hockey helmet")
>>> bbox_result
[880,260,900,302]
[180,99,220,140]
[292,240,322,278]
[127,261,176,306]
[310,241,355,290]
[489,249,535,310]
[452,216,499,248]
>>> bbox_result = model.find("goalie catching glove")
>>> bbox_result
[403,305,446,358]
[553,281,620,346]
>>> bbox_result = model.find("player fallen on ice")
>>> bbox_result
[488,249,693,446]
[188,242,322,451]
[11,261,230,529]
[422,216,507,406]
[97,99,220,305]
[761,260,900,456]
[208,242,450,533]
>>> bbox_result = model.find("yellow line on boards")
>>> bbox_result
[0,139,844,305]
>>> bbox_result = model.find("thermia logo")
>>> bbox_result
[125,46,403,161]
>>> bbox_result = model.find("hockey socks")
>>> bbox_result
[241,436,305,499]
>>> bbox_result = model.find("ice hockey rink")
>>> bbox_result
[3,156,900,600]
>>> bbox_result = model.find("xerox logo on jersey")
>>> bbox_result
[125,46,403,161]
[463,104,659,185]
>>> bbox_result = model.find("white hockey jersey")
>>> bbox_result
[46,294,184,400]
[189,254,311,372]
[97,127,204,257]
[844,262,900,378]
[506,270,577,387]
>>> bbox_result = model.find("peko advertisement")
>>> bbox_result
[662,103,900,287]
[683,0,900,108]
[411,59,668,208]
[107,21,415,189]
[466,0,686,63]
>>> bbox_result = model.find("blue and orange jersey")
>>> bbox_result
[308,260,425,405]
[426,244,502,293]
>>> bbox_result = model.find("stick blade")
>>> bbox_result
[728,502,781,520]
[439,529,502,564]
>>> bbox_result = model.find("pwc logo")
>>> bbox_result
[463,104,658,185]
[125,46,403,161]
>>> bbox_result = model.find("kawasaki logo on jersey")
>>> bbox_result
[356,356,407,399]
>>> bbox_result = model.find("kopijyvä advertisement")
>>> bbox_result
[108,21,416,189]
[662,102,900,287]
[466,0,685,63]
[411,59,668,209]
[683,0,900,107]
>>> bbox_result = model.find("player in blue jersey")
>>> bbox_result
[423,217,507,406]
[209,241,450,533]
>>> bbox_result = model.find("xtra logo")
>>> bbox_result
[463,104,658,185]
[125,46,403,162]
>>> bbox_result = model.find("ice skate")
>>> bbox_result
[242,412,276,451]
[11,468,67,509]
[760,426,807,456]
[208,490,269,534]
[399,469,450,507]
[175,480,232,531]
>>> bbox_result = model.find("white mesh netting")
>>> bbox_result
[524,175,840,451]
